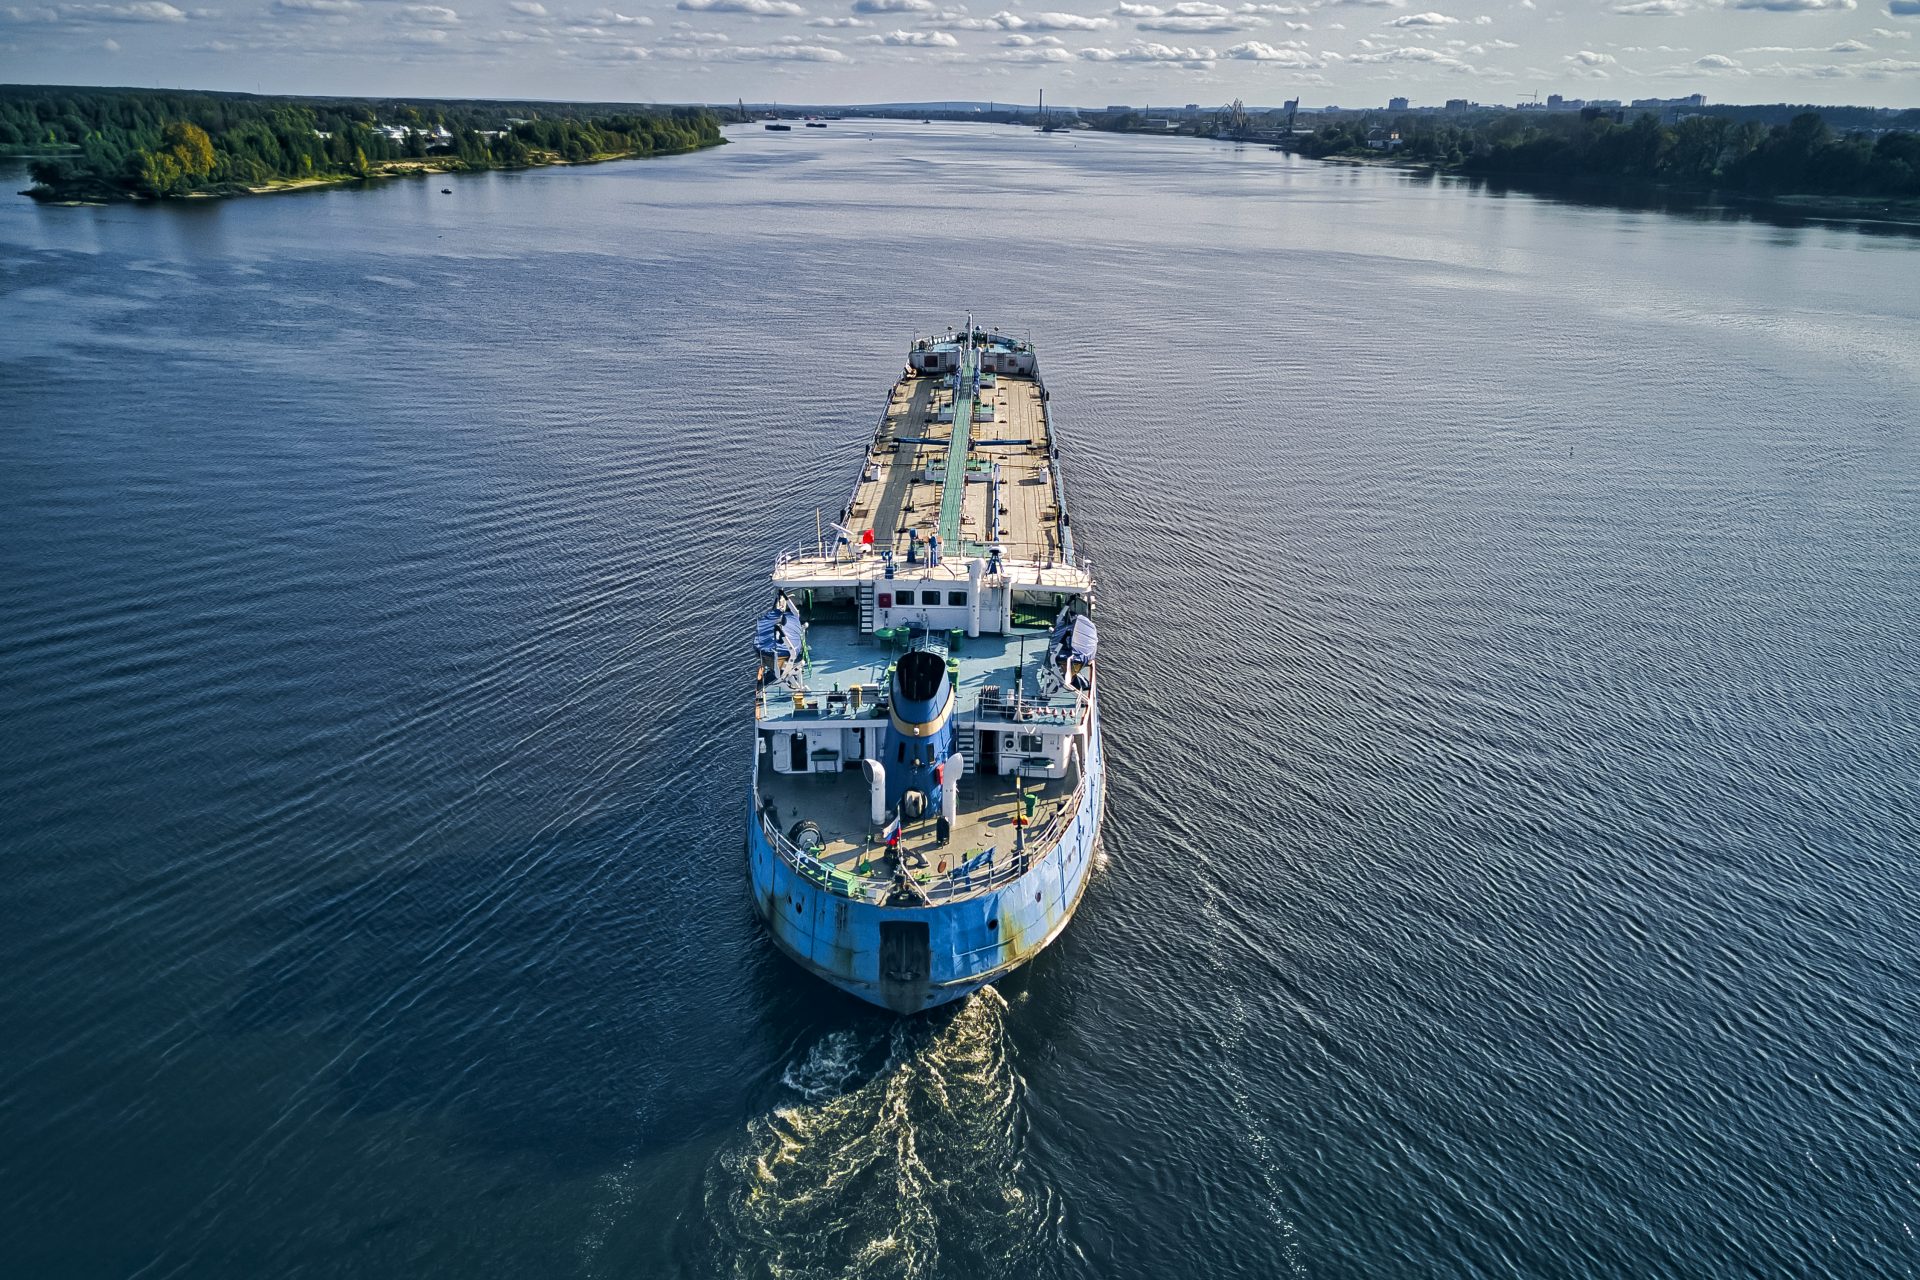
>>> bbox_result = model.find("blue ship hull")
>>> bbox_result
[749,712,1105,1014]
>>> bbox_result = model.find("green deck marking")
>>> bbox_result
[937,344,973,547]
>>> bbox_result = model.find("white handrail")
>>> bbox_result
[764,815,891,902]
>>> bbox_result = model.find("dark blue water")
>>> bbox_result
[3,124,1918,1279]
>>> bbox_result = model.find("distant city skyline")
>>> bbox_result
[4,0,1917,109]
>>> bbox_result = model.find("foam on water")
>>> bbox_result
[705,992,1056,1280]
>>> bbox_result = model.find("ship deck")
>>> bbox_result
[757,622,1081,727]
[844,366,1063,563]
[758,762,1081,889]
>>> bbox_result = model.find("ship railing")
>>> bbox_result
[975,689,1083,725]
[764,814,891,903]
[916,769,1091,903]
[761,766,1089,906]
[773,544,830,569]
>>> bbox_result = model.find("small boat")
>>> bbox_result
[806,121,827,129]
[766,123,792,132]
[440,187,452,194]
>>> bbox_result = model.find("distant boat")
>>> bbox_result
[766,123,792,132]
[440,187,452,194]
[806,121,827,129]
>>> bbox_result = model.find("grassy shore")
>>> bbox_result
[1290,146,1920,229]
[23,137,724,205]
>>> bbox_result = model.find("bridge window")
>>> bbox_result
[895,590,915,606]
[947,591,968,607]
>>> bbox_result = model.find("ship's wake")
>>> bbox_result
[702,990,1061,1279]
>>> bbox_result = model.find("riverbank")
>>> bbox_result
[5,89,727,206]
[23,139,725,206]
[1265,106,1920,231]
[1293,148,1920,229]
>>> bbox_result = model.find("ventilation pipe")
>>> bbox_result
[966,558,984,638]
[861,758,887,826]
[942,750,964,826]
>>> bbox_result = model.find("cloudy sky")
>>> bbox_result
[4,0,1917,108]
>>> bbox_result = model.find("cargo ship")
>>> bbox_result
[747,323,1105,1013]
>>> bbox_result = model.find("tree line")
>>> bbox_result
[1295,109,1920,201]
[1,86,725,201]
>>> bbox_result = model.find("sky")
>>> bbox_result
[3,0,1918,109]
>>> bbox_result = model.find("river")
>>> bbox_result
[3,122,1918,1279]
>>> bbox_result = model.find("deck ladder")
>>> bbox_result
[858,579,876,632]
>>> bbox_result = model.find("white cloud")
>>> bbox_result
[659,38,850,55]
[1871,25,1913,36]
[1829,36,1869,48]
[1695,51,1739,66]
[1346,41,1468,62]
[565,39,650,56]
[1387,10,1457,24]
[678,0,807,13]
[10,0,190,19]
[589,8,652,22]
[1237,1,1306,10]
[807,12,868,21]
[274,0,355,12]
[1612,0,1686,11]
[860,24,956,39]
[997,41,1071,55]
[1569,47,1613,63]
[1137,13,1259,29]
[1730,0,1855,9]
[398,4,458,24]
[508,0,544,12]
[1078,37,1215,61]
[851,0,931,8]
[1223,36,1321,59]
[1000,30,1062,41]
[996,8,1114,27]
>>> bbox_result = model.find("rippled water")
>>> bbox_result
[3,124,1918,1279]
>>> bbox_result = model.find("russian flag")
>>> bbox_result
[882,816,902,847]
